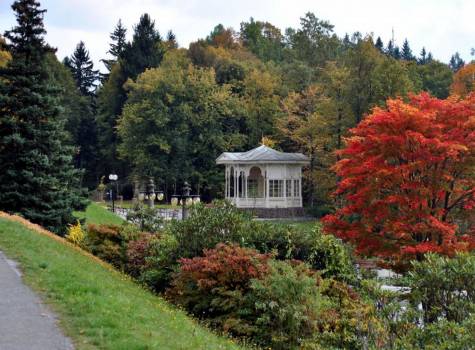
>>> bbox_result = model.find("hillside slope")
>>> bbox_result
[0,213,243,350]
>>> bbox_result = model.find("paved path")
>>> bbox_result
[0,251,74,350]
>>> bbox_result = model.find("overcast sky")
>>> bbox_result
[1,0,473,71]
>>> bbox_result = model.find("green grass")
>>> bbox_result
[0,217,245,350]
[74,202,124,226]
[267,219,320,232]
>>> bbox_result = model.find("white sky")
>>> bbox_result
[1,0,473,71]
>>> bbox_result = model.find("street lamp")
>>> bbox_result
[108,174,118,212]
[181,181,191,220]
[139,177,164,208]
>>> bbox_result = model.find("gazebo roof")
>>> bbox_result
[216,145,310,165]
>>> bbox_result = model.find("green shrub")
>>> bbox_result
[139,232,179,291]
[306,227,356,283]
[167,201,252,259]
[168,201,356,282]
[248,260,329,349]
[395,316,475,350]
[408,253,475,324]
[126,202,163,233]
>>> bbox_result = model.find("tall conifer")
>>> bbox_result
[0,0,86,233]
[64,41,99,95]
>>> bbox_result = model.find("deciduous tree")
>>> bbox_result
[450,62,475,96]
[323,93,475,268]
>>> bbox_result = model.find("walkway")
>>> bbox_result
[0,251,74,350]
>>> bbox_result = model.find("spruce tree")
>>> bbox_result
[101,19,127,74]
[449,52,465,72]
[64,41,99,95]
[419,47,427,64]
[386,39,394,57]
[166,30,178,49]
[426,52,433,63]
[401,38,414,61]
[375,36,384,52]
[0,0,86,233]
[122,13,164,80]
[97,13,165,178]
[393,46,401,60]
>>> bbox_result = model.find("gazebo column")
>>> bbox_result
[234,167,239,198]
[245,171,248,199]
[265,165,269,208]
[225,166,228,198]
[299,169,303,207]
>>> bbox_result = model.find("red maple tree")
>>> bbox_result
[323,93,475,266]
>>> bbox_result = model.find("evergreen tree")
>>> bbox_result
[375,36,384,52]
[342,33,351,48]
[0,0,86,233]
[101,19,127,74]
[97,13,165,179]
[418,47,427,64]
[428,52,434,61]
[64,41,99,95]
[401,39,414,61]
[166,30,178,49]
[449,52,465,72]
[122,13,164,80]
[393,46,401,60]
[385,39,394,57]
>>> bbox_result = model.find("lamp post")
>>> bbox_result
[108,174,118,212]
[181,181,191,220]
[139,177,164,208]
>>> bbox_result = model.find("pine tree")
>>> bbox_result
[449,52,465,72]
[122,13,164,80]
[64,41,99,95]
[418,47,427,64]
[0,0,86,233]
[375,36,384,52]
[97,13,165,179]
[401,39,414,61]
[342,33,351,48]
[427,52,433,63]
[101,19,127,74]
[393,46,401,60]
[386,39,394,57]
[166,30,178,49]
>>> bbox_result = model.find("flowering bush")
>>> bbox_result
[65,220,85,247]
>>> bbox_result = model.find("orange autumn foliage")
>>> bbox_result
[323,93,475,267]
[450,62,475,96]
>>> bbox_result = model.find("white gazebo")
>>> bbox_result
[216,145,310,210]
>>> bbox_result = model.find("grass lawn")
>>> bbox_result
[0,214,245,350]
[267,219,320,232]
[74,202,124,226]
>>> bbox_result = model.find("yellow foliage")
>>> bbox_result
[66,220,85,247]
[260,136,276,147]
[450,63,475,96]
[0,36,11,68]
